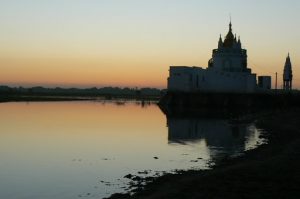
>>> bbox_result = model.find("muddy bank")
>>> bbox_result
[107,108,300,199]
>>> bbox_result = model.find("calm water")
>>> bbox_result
[0,101,266,199]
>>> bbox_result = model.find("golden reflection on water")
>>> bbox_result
[0,101,167,163]
[0,101,264,199]
[0,101,190,198]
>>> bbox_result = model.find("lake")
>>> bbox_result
[0,101,266,199]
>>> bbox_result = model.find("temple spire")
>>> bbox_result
[223,20,234,47]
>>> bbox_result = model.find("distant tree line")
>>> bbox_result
[0,85,166,98]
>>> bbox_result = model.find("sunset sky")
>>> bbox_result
[0,0,299,88]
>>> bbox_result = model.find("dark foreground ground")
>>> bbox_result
[108,108,300,199]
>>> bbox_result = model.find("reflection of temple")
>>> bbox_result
[167,117,255,160]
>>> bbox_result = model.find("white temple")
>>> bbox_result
[168,22,271,93]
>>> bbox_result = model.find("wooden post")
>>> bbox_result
[275,72,278,92]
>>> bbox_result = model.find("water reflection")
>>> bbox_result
[0,101,265,199]
[166,114,265,163]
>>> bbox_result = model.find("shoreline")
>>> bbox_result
[107,108,300,199]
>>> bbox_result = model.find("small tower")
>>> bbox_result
[237,36,241,48]
[218,34,223,48]
[283,53,293,90]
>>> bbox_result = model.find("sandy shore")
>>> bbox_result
[108,108,300,199]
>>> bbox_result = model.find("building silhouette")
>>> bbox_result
[167,22,272,93]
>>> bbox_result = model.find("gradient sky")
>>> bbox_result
[0,0,299,88]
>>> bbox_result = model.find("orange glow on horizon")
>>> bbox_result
[1,50,299,89]
[0,1,299,89]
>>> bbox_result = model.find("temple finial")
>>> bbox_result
[229,14,232,32]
